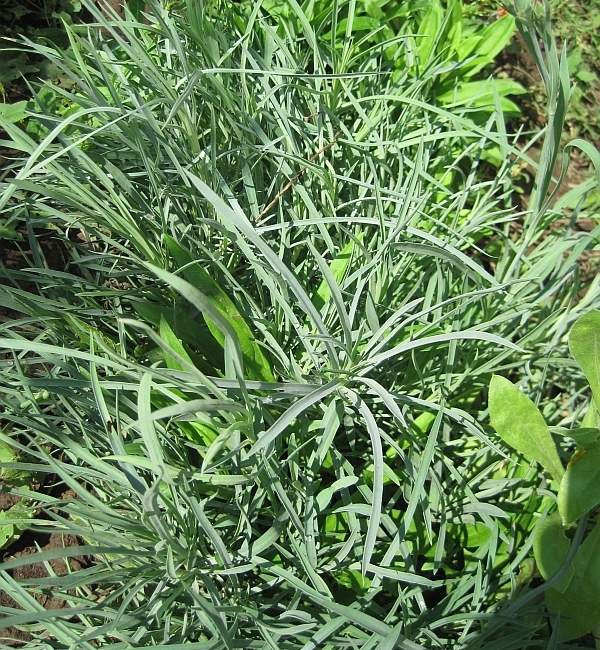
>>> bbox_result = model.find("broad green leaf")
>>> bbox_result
[149,391,219,447]
[133,300,223,371]
[417,0,442,66]
[159,314,195,371]
[166,236,274,382]
[177,420,219,447]
[558,444,600,525]
[134,301,208,348]
[464,15,515,76]
[437,79,527,106]
[0,101,28,124]
[455,35,482,61]
[334,15,379,34]
[128,0,145,21]
[546,519,600,641]
[582,404,600,429]
[315,476,359,512]
[481,145,504,168]
[313,236,362,311]
[576,69,597,84]
[569,310,600,410]
[412,411,436,436]
[488,376,564,482]
[0,502,34,549]
[332,569,370,594]
[446,0,462,53]
[533,512,574,592]
[447,522,492,549]
[464,523,492,548]
[0,219,24,241]
[0,443,39,488]
[0,442,16,467]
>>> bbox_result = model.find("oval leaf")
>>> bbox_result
[545,519,600,641]
[558,443,600,525]
[488,375,564,482]
[569,310,600,410]
[533,511,574,593]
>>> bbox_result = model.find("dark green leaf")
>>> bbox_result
[558,444,600,525]
[159,314,194,371]
[569,310,600,410]
[166,236,274,382]
[533,512,574,592]
[546,519,600,641]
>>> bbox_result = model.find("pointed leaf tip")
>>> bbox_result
[489,375,564,482]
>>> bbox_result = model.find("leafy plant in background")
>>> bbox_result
[0,441,39,549]
[489,310,600,641]
[255,0,525,122]
[0,0,598,647]
[549,0,600,144]
[0,0,83,94]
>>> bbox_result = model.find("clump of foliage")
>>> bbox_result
[0,0,598,647]
[489,310,600,641]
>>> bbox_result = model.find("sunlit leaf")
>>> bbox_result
[489,375,564,482]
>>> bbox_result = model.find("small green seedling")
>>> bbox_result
[0,502,35,549]
[488,310,600,641]
[0,442,39,550]
[0,218,24,242]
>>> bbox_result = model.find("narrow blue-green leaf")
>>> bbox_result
[248,381,340,456]
[367,331,521,370]
[355,395,384,576]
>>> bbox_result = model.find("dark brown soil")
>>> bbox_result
[0,494,21,511]
[495,32,545,134]
[496,29,600,191]
[0,487,89,646]
[0,531,88,646]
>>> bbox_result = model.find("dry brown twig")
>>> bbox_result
[256,131,342,223]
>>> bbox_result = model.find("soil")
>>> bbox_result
[0,530,88,646]
[495,31,600,188]
[0,485,89,646]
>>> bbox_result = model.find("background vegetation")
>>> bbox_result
[0,0,599,647]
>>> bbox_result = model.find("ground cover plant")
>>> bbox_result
[0,0,599,647]
[489,310,600,642]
